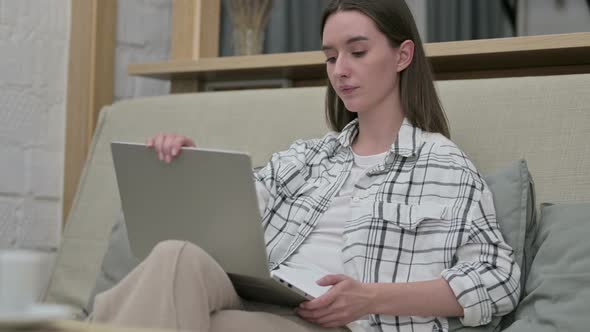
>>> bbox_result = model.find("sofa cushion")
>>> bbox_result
[502,203,590,332]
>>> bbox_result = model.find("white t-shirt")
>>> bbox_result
[281,150,388,275]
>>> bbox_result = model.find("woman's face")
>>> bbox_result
[322,10,403,114]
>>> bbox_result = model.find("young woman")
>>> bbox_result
[93,1,520,331]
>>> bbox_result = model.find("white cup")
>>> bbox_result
[0,250,43,314]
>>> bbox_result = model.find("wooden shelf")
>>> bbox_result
[129,51,327,82]
[128,32,590,82]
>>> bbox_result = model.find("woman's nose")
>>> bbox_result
[334,56,350,78]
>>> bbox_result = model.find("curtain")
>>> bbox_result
[220,0,515,54]
[220,0,330,56]
[426,0,513,42]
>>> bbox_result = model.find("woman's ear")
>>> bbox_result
[396,40,415,72]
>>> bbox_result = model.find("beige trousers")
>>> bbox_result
[93,240,350,332]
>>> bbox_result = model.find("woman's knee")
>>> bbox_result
[151,240,217,271]
[150,240,187,260]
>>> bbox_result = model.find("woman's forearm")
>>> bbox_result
[365,278,464,317]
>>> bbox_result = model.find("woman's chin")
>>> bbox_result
[342,102,364,114]
[338,98,357,111]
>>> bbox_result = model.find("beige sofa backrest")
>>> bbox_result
[440,74,589,204]
[46,73,590,315]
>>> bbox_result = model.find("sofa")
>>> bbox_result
[44,73,590,331]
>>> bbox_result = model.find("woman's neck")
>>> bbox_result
[352,98,404,157]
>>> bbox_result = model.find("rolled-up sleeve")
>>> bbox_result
[441,189,521,326]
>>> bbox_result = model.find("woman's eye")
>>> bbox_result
[352,51,366,58]
[325,56,336,64]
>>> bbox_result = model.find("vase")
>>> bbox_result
[233,26,265,55]
[227,0,273,56]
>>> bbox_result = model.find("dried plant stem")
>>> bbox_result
[230,0,273,33]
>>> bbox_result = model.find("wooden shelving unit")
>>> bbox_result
[128,32,590,85]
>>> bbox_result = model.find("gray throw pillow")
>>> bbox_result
[484,159,537,292]
[449,159,536,332]
[502,203,590,332]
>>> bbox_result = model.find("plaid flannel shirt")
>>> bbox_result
[254,118,520,332]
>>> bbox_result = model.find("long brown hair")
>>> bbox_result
[321,0,450,138]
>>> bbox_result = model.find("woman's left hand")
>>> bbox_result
[295,274,375,328]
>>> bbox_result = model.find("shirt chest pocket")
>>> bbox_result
[367,201,454,282]
[374,201,449,230]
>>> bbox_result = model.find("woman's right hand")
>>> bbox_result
[146,133,196,163]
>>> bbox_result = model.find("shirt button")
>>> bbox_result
[352,197,360,203]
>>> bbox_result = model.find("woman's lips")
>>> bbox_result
[339,86,358,95]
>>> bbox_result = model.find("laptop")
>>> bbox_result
[110,142,330,307]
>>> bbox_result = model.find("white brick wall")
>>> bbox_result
[114,0,172,101]
[0,0,70,292]
[0,0,170,295]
